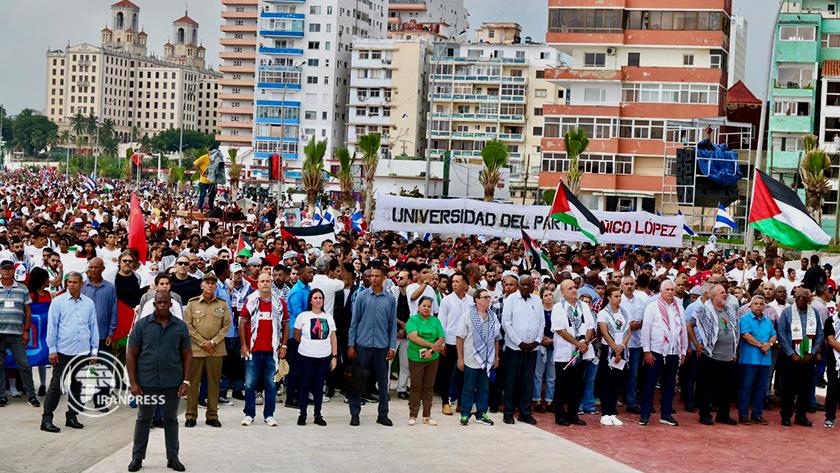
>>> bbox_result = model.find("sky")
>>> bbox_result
[0,0,774,115]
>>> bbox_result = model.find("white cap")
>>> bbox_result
[231,263,244,273]
[88,229,99,237]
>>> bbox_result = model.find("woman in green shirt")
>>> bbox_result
[406,296,445,426]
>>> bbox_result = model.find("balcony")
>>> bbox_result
[770,150,802,169]
[351,114,391,126]
[769,114,813,134]
[430,74,527,84]
[430,93,525,103]
[353,58,395,69]
[259,17,305,37]
[431,131,524,141]
[258,46,304,55]
[433,56,527,65]
[431,112,525,123]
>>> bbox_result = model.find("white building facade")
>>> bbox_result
[728,16,747,88]
[387,0,469,35]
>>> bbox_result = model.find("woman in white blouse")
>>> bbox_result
[293,289,338,427]
[597,286,632,426]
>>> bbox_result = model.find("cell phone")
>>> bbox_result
[420,349,431,359]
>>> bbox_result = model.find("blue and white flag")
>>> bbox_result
[312,204,323,225]
[714,203,737,231]
[678,210,696,236]
[323,206,335,224]
[83,173,98,192]
[351,203,364,233]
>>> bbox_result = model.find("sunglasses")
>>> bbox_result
[177,261,190,266]
[121,259,134,263]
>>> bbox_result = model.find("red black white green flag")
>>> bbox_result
[548,181,604,245]
[235,232,253,257]
[521,229,555,277]
[749,170,830,250]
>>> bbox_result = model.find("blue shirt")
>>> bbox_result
[349,286,397,350]
[287,280,311,330]
[46,292,99,356]
[685,299,704,350]
[81,279,117,339]
[738,311,777,366]
[214,280,234,338]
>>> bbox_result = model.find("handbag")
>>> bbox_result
[342,364,371,396]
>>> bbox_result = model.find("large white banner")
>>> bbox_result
[371,194,685,248]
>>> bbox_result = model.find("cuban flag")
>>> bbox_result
[312,204,323,225]
[323,206,335,224]
[714,203,737,231]
[678,210,696,236]
[83,173,98,192]
[351,203,364,233]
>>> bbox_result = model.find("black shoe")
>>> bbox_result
[40,419,60,433]
[554,418,570,426]
[367,393,380,402]
[314,416,327,426]
[167,458,186,472]
[570,417,587,426]
[534,402,546,413]
[638,418,649,425]
[197,399,207,409]
[503,415,515,425]
[205,419,222,428]
[184,419,196,428]
[0,398,7,407]
[350,416,360,426]
[65,416,84,429]
[699,416,714,426]
[232,390,245,401]
[397,392,409,400]
[128,458,142,472]
[626,405,640,414]
[781,418,792,427]
[489,406,499,414]
[795,417,813,427]
[376,417,393,427]
[218,396,233,406]
[297,414,306,426]
[284,399,299,409]
[659,417,679,426]
[815,403,826,412]
[684,405,696,413]
[38,385,46,397]
[28,397,40,408]
[518,415,538,425]
[716,416,737,426]
[151,417,164,429]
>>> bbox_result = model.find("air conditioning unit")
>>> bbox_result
[606,48,616,56]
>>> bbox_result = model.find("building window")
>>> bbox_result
[822,34,840,48]
[780,26,816,41]
[309,23,321,33]
[628,52,640,67]
[307,76,318,84]
[533,126,543,136]
[683,54,695,66]
[308,41,320,50]
[583,87,607,103]
[534,107,543,116]
[584,53,606,68]
[773,100,810,116]
[542,152,632,175]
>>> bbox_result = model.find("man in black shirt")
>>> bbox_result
[127,291,192,472]
[170,256,202,303]
[395,269,411,399]
[803,254,827,292]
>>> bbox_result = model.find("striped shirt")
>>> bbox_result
[0,281,32,335]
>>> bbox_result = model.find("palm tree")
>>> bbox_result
[359,133,381,217]
[564,128,589,195]
[301,137,327,207]
[100,119,116,141]
[227,148,242,200]
[334,146,355,209]
[70,112,86,148]
[800,134,832,222]
[130,125,141,144]
[478,139,509,201]
[85,112,98,152]
[58,130,71,149]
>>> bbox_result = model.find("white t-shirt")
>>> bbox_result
[24,245,45,269]
[551,299,596,363]
[294,310,336,358]
[406,282,439,316]
[99,246,122,271]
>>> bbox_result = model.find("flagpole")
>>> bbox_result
[745,1,784,253]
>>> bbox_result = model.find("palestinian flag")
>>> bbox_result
[749,170,830,250]
[235,232,253,257]
[282,224,336,247]
[521,229,556,277]
[548,181,604,244]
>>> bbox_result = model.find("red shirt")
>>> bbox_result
[265,253,281,267]
[243,298,275,353]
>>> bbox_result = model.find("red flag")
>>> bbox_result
[131,152,142,166]
[113,300,135,341]
[128,193,147,263]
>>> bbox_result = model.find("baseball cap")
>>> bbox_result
[202,271,218,282]
[282,251,299,261]
[0,260,14,269]
[231,263,244,273]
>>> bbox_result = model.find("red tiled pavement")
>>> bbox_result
[533,402,837,473]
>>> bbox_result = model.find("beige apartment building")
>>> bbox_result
[217,0,258,148]
[45,0,220,141]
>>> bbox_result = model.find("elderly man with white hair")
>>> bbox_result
[691,284,739,426]
[639,279,686,426]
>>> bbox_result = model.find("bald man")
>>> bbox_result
[639,280,687,426]
[551,279,595,426]
[501,275,544,425]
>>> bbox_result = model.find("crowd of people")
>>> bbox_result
[1,169,840,471]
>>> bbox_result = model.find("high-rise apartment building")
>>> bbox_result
[387,0,468,35]
[427,23,559,201]
[728,16,747,88]
[45,1,220,140]
[248,0,388,184]
[542,1,730,213]
[217,0,259,149]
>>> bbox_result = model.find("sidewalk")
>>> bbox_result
[82,396,638,473]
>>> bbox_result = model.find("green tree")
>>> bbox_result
[85,112,98,152]
[333,146,355,209]
[478,139,508,202]
[563,128,589,195]
[11,109,58,157]
[71,111,86,148]
[359,133,381,217]
[301,137,327,208]
[800,134,831,222]
[149,128,217,154]
[101,135,119,157]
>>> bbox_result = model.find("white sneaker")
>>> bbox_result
[408,418,417,426]
[256,393,264,405]
[611,415,624,426]
[600,415,614,426]
[265,417,278,427]
[241,416,254,426]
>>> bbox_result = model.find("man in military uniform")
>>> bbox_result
[184,272,231,428]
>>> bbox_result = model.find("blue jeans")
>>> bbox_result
[579,359,598,412]
[738,364,770,419]
[641,353,679,420]
[625,347,643,408]
[197,182,210,210]
[244,352,277,419]
[298,354,331,418]
[533,346,555,402]
[461,367,490,418]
